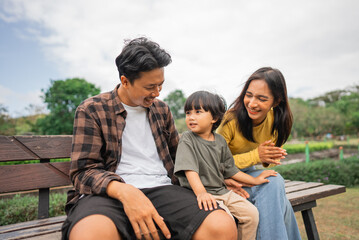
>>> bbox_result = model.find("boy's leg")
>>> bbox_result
[214,191,259,240]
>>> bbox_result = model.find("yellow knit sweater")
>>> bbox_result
[217,109,278,169]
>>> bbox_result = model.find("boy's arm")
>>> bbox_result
[231,170,277,185]
[185,170,218,211]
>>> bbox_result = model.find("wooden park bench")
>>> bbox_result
[0,135,346,240]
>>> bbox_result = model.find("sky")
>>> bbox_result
[0,0,358,117]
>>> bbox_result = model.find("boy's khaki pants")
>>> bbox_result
[214,191,259,240]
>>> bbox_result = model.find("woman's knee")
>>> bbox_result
[69,214,121,240]
[193,210,237,240]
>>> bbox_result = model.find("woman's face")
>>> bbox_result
[243,79,275,126]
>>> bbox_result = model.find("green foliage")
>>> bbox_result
[308,85,359,135]
[273,156,359,187]
[175,118,187,134]
[283,142,334,154]
[0,158,70,166]
[290,98,345,138]
[35,78,100,135]
[164,89,186,119]
[0,193,66,225]
[0,104,16,135]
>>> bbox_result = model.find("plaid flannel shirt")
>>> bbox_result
[65,84,179,212]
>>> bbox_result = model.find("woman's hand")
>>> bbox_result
[224,178,250,199]
[196,192,218,211]
[258,140,287,165]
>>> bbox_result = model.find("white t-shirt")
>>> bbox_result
[115,103,172,188]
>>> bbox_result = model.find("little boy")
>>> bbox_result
[174,91,277,240]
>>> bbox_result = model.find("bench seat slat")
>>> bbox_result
[0,222,63,240]
[287,184,346,206]
[0,216,66,234]
[285,182,323,194]
[284,181,305,187]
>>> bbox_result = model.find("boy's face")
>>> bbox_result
[120,68,164,107]
[185,107,216,137]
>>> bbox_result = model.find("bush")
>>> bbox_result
[0,192,67,226]
[273,156,359,187]
[283,142,334,154]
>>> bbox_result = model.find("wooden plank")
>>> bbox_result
[285,182,323,194]
[285,181,305,187]
[0,222,63,240]
[0,162,71,193]
[287,184,346,206]
[26,231,61,240]
[0,216,66,234]
[0,136,39,162]
[50,162,71,178]
[14,135,72,159]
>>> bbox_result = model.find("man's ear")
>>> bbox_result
[120,75,130,88]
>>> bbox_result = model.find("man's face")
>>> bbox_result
[120,68,165,107]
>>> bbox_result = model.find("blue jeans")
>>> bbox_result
[242,167,301,240]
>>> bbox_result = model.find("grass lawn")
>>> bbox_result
[295,187,359,240]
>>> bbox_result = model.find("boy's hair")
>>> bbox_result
[115,37,172,84]
[184,91,226,132]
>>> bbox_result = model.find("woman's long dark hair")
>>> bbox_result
[223,67,293,147]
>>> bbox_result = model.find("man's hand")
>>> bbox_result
[107,181,171,240]
[224,178,250,199]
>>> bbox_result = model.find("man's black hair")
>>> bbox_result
[115,37,172,84]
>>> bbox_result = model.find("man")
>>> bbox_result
[61,37,237,240]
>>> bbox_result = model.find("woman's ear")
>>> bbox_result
[273,99,281,108]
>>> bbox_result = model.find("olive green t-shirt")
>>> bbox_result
[174,131,239,195]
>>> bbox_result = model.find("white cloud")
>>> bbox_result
[0,84,45,117]
[1,0,359,116]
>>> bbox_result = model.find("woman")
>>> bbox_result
[217,67,301,240]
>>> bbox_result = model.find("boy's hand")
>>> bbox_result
[254,170,277,184]
[196,192,218,211]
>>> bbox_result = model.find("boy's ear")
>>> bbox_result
[211,117,218,124]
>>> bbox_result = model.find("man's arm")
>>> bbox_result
[70,106,123,196]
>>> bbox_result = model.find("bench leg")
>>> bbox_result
[38,188,50,219]
[301,208,320,240]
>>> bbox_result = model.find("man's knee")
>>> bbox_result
[69,214,121,240]
[193,210,237,240]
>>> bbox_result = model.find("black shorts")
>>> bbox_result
[61,185,220,240]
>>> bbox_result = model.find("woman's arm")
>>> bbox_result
[185,170,218,211]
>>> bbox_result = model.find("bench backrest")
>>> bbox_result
[0,135,72,194]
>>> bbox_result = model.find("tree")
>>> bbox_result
[35,78,100,134]
[0,104,16,135]
[163,89,186,119]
